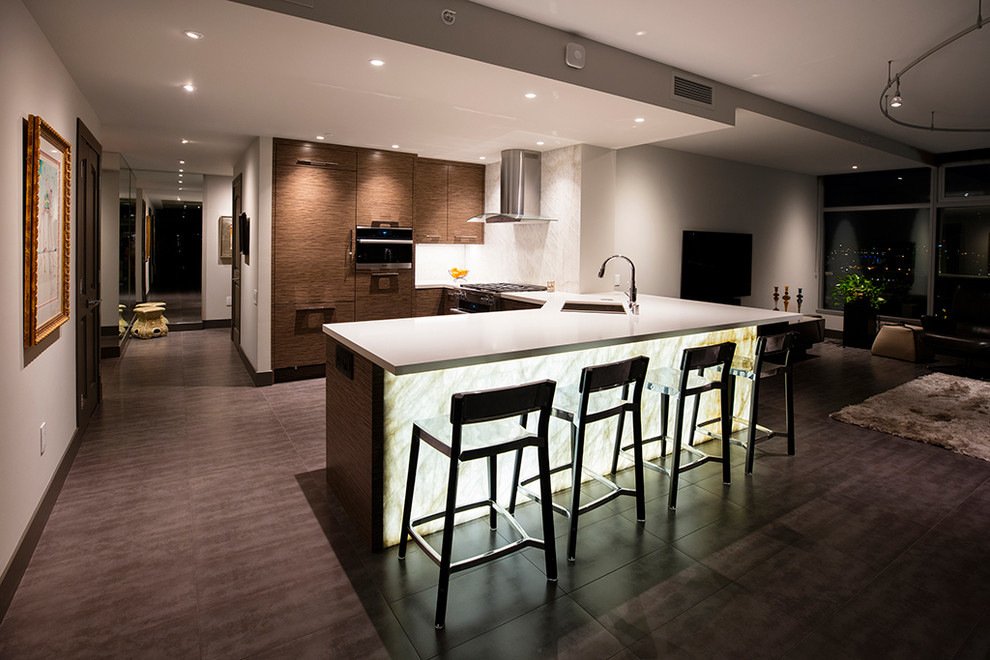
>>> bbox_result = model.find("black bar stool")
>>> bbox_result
[398,379,558,630]
[509,356,649,562]
[696,332,797,474]
[614,342,735,509]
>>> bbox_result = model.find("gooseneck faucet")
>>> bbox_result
[598,255,638,315]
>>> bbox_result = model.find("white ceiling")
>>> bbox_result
[22,0,990,200]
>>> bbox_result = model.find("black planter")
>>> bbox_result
[842,298,878,348]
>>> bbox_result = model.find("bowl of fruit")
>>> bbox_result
[449,267,468,281]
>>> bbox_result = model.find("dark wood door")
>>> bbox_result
[231,174,242,347]
[75,119,101,431]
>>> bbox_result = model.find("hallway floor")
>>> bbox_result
[1,329,989,658]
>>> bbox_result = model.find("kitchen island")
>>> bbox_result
[324,293,799,550]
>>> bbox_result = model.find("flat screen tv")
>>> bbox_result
[680,230,753,304]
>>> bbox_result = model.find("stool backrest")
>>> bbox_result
[680,341,736,372]
[451,380,557,428]
[755,332,797,373]
[579,355,649,395]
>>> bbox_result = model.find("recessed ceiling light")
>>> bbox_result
[536,141,545,146]
[634,117,646,123]
[181,138,189,144]
[178,169,184,173]
[179,160,185,164]
[479,156,487,160]
[524,93,536,99]
[182,83,195,92]
[184,30,204,40]
[635,31,646,36]
[316,135,324,140]
[392,144,400,149]
[369,59,385,67]
[178,187,183,191]
[852,165,859,169]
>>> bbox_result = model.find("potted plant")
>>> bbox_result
[832,274,885,348]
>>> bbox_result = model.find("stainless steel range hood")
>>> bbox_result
[468,149,557,223]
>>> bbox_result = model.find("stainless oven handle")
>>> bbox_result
[355,238,414,245]
[448,308,471,314]
[371,272,399,277]
[348,229,354,265]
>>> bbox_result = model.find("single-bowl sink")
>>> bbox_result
[561,300,627,314]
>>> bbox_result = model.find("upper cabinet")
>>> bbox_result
[358,150,415,227]
[414,159,484,244]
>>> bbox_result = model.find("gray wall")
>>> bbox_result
[614,145,820,312]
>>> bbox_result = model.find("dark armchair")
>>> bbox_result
[920,282,990,365]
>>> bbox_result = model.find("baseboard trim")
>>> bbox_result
[0,427,82,623]
[203,319,232,329]
[274,364,326,383]
[235,341,274,387]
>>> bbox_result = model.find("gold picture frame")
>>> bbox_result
[24,115,71,347]
[219,215,233,263]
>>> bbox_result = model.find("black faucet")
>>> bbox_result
[598,255,638,315]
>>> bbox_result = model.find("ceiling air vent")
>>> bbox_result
[672,75,714,107]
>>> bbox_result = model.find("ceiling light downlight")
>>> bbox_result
[182,83,195,92]
[369,59,385,67]
[184,30,204,40]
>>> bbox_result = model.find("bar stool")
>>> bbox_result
[696,332,797,474]
[509,356,649,562]
[614,342,735,509]
[398,379,558,630]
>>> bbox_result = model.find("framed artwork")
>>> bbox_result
[145,214,151,261]
[24,115,71,347]
[219,215,233,263]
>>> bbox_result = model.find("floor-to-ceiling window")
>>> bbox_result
[934,161,990,314]
[821,167,932,319]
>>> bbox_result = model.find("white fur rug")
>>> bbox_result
[830,372,990,462]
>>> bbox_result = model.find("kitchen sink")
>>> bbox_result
[561,300,627,314]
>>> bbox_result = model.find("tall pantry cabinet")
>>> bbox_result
[272,139,357,371]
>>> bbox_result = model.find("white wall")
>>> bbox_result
[232,137,273,374]
[614,145,820,311]
[201,175,233,321]
[0,0,100,584]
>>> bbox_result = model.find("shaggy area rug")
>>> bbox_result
[831,372,990,462]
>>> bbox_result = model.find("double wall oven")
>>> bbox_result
[449,282,547,313]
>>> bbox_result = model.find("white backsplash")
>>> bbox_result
[416,145,583,290]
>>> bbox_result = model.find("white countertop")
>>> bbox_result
[324,292,801,375]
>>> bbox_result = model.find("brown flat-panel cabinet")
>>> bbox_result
[447,163,485,244]
[272,138,358,370]
[413,159,484,244]
[272,302,354,369]
[413,160,447,243]
[414,288,444,317]
[356,270,414,321]
[358,150,414,227]
[273,140,357,302]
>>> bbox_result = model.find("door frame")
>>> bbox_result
[75,118,102,432]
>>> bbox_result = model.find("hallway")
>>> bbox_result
[1,329,990,658]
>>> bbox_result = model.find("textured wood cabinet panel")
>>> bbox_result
[275,139,357,171]
[272,301,354,369]
[357,150,414,227]
[326,338,383,550]
[273,141,357,303]
[413,288,444,317]
[413,159,448,243]
[447,163,485,244]
[355,270,414,321]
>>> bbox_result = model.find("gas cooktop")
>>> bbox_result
[460,282,547,293]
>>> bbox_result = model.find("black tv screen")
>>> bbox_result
[680,230,753,304]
